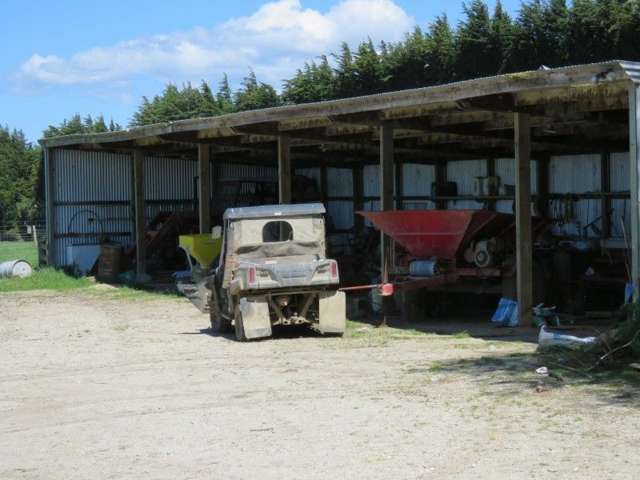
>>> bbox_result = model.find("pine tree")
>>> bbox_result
[216,74,235,113]
[333,43,358,98]
[425,15,456,85]
[199,81,219,117]
[566,0,616,64]
[457,0,494,79]
[353,39,383,96]
[234,69,280,111]
[0,125,41,228]
[487,0,514,74]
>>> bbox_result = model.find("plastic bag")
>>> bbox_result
[538,325,596,350]
[491,298,519,327]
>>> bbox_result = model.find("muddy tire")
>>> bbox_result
[234,305,247,342]
[209,310,231,333]
[209,288,231,333]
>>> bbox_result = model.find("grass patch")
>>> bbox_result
[429,361,445,372]
[451,330,471,339]
[345,319,435,341]
[0,268,91,292]
[0,241,38,266]
[87,285,181,301]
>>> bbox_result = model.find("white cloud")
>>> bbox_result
[17,0,414,89]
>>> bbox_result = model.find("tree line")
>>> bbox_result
[131,0,640,123]
[0,127,41,231]
[46,0,640,131]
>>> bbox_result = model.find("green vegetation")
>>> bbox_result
[86,285,182,301]
[0,128,41,231]
[46,0,640,132]
[42,114,121,138]
[129,71,280,126]
[134,0,640,124]
[346,319,436,342]
[0,241,93,292]
[0,241,38,266]
[0,268,91,293]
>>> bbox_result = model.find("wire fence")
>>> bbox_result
[0,223,47,267]
[0,222,47,242]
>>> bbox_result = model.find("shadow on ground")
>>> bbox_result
[353,313,540,343]
[183,324,324,342]
[428,350,640,407]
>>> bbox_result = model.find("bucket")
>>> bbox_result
[0,260,33,279]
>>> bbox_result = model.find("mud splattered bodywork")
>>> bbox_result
[207,203,345,341]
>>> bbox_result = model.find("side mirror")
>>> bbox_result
[211,226,222,239]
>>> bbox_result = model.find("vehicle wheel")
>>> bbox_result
[234,305,247,342]
[210,310,231,333]
[209,290,231,333]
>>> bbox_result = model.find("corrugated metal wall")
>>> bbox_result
[610,152,630,238]
[50,149,277,267]
[494,158,538,214]
[447,159,487,209]
[50,147,633,267]
[402,163,436,210]
[144,156,198,222]
[549,154,602,237]
[52,149,133,266]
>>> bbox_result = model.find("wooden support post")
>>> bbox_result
[435,161,447,210]
[629,83,640,297]
[353,165,364,235]
[601,151,611,240]
[133,150,146,281]
[278,134,292,203]
[486,157,496,211]
[44,148,55,266]
[515,113,533,327]
[537,153,550,219]
[320,164,328,206]
[395,161,403,210]
[198,144,212,234]
[379,122,394,278]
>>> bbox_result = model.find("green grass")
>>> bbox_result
[0,241,174,298]
[0,241,38,266]
[0,242,93,292]
[345,319,435,341]
[0,267,91,292]
[86,285,181,301]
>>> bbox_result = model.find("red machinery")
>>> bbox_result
[357,210,550,292]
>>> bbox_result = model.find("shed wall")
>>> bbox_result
[49,149,276,267]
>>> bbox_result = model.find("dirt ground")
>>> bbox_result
[1,289,639,480]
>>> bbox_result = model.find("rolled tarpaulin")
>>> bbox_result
[0,260,33,279]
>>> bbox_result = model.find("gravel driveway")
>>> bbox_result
[1,289,638,479]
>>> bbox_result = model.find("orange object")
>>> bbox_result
[380,283,395,297]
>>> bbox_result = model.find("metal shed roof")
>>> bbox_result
[39,61,640,161]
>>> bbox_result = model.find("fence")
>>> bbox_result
[0,223,47,266]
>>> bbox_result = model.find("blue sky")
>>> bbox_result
[1,0,521,141]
